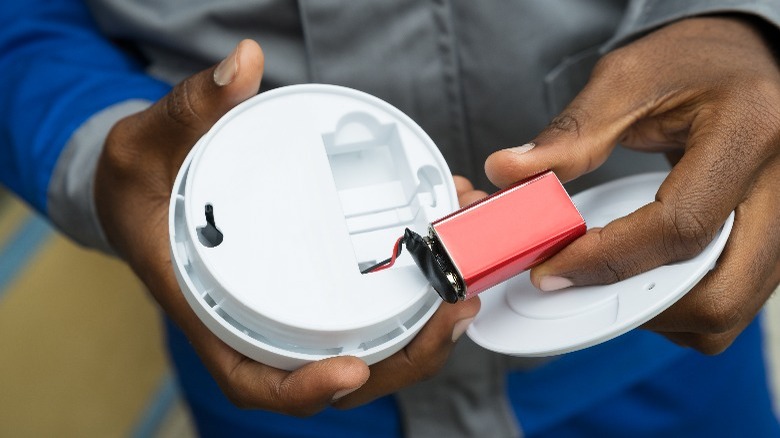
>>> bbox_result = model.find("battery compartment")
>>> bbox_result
[322,111,445,273]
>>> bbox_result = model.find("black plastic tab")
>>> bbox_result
[404,228,460,303]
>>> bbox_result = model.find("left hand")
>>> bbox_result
[485,16,780,354]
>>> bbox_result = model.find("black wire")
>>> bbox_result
[360,235,406,274]
[360,257,393,274]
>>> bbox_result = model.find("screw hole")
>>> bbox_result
[644,282,656,291]
[197,203,223,247]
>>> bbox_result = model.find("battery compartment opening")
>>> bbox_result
[322,112,445,273]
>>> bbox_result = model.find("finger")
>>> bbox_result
[458,190,489,208]
[97,40,265,199]
[642,160,780,352]
[453,175,474,197]
[529,112,772,290]
[142,241,369,416]
[222,355,369,416]
[146,39,264,156]
[152,260,371,417]
[653,330,740,354]
[650,266,778,355]
[454,175,488,207]
[333,297,481,409]
[484,65,646,188]
[664,149,685,166]
[138,248,370,416]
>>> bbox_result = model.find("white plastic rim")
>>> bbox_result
[169,84,458,370]
[466,172,735,357]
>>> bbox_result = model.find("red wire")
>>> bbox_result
[371,236,405,272]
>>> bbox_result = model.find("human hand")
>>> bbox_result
[95,39,479,415]
[320,178,484,409]
[485,16,780,354]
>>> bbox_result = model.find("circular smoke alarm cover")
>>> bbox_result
[467,172,734,357]
[169,84,458,371]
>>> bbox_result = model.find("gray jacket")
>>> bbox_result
[51,1,780,436]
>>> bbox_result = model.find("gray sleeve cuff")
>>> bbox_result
[47,99,153,254]
[603,0,780,52]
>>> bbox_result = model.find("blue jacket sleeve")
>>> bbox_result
[0,0,170,214]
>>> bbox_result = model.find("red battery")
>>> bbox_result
[366,171,586,303]
[429,171,586,301]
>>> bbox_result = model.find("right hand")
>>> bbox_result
[94,39,479,416]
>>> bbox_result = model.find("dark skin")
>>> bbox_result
[486,16,780,354]
[95,16,779,415]
[95,39,482,415]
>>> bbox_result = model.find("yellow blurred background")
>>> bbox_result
[0,188,777,437]
[0,190,193,437]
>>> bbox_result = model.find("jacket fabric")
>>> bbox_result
[1,1,779,436]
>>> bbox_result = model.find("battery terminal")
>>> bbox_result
[362,228,464,303]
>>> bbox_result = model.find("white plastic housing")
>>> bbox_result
[467,173,734,356]
[170,85,734,370]
[169,85,457,371]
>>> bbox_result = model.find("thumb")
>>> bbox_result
[485,80,639,188]
[145,39,264,155]
[93,39,263,259]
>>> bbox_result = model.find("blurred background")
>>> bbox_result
[0,188,778,437]
[0,189,194,437]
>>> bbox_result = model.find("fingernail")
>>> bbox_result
[509,142,535,154]
[452,317,474,342]
[539,276,574,292]
[331,387,360,402]
[214,45,240,86]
